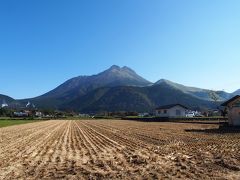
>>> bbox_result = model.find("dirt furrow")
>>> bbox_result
[83,121,145,149]
[79,121,122,149]
[0,121,67,179]
[0,121,63,167]
[1,120,239,179]
[0,121,59,154]
[31,121,70,179]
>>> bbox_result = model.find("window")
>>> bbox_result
[164,110,167,114]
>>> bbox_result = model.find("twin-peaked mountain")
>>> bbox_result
[26,65,152,108]
[40,65,151,99]
[2,65,239,112]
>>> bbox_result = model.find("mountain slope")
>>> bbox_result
[18,66,237,111]
[0,94,15,104]
[232,89,240,96]
[63,83,216,113]
[154,79,230,101]
[30,65,151,107]
[43,65,151,97]
[66,86,154,112]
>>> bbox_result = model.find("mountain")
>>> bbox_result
[26,65,152,108]
[42,65,151,97]
[232,89,240,96]
[63,86,153,112]
[17,65,238,112]
[0,94,16,108]
[154,79,230,101]
[62,83,216,113]
[0,94,15,104]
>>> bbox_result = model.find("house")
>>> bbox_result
[13,111,29,117]
[35,111,43,117]
[221,95,240,126]
[155,104,188,118]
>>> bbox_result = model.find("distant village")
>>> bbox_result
[1,100,43,118]
[0,99,221,118]
[2,95,240,126]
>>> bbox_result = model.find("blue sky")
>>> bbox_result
[0,0,240,99]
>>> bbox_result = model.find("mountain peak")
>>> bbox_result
[100,65,151,86]
[38,65,152,101]
[108,65,134,72]
[109,65,121,70]
[105,65,138,76]
[155,79,173,85]
[122,66,136,73]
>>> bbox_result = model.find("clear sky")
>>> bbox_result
[0,0,240,99]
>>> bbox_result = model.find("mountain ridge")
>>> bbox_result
[1,65,239,112]
[62,83,217,113]
[0,94,15,103]
[154,79,231,101]
[37,65,151,99]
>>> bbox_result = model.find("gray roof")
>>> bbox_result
[221,95,240,106]
[156,104,188,110]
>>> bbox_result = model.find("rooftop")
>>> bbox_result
[156,104,188,110]
[221,95,240,106]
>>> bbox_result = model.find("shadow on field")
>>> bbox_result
[185,127,240,134]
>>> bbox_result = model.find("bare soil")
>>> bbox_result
[0,120,239,179]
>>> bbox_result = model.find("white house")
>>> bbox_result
[35,111,43,117]
[156,104,188,118]
[222,95,240,126]
[13,112,29,117]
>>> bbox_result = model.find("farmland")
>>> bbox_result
[0,120,239,179]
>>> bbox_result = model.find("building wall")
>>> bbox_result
[156,109,169,117]
[168,106,187,117]
[156,105,187,118]
[226,97,240,126]
[228,107,240,126]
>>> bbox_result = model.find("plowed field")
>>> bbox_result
[0,120,239,179]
